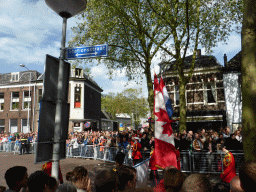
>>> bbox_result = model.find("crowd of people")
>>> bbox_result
[0,126,244,164]
[1,156,256,192]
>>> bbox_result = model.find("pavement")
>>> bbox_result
[0,152,115,187]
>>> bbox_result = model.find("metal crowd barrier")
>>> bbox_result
[180,150,244,174]
[0,142,36,154]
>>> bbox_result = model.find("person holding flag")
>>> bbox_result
[149,73,178,174]
[220,147,237,183]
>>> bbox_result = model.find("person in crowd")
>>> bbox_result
[212,182,230,192]
[155,166,186,192]
[203,136,216,172]
[239,160,256,191]
[113,152,126,172]
[4,166,28,192]
[230,176,244,192]
[19,135,27,155]
[0,186,6,192]
[28,170,57,192]
[224,134,243,151]
[180,173,212,192]
[223,127,230,138]
[140,133,150,151]
[94,169,118,192]
[27,133,33,154]
[234,130,242,142]
[56,183,77,192]
[132,137,142,165]
[149,140,160,188]
[66,166,92,192]
[77,135,84,144]
[116,166,137,191]
[192,133,203,171]
[41,160,64,184]
[220,147,236,183]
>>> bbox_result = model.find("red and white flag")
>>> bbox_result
[151,73,177,169]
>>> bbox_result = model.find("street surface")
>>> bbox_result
[0,152,115,187]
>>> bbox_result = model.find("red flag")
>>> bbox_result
[152,73,177,169]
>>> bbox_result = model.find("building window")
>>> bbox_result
[74,86,81,108]
[10,119,18,133]
[0,93,4,111]
[74,122,81,132]
[23,91,31,110]
[38,89,43,103]
[75,68,82,78]
[175,86,180,105]
[21,119,29,134]
[0,119,5,133]
[204,82,217,104]
[11,92,19,110]
[11,72,19,82]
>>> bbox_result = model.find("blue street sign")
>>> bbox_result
[66,44,108,59]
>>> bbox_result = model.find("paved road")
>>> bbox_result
[0,152,115,187]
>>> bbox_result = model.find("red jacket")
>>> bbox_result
[132,142,142,160]
[154,179,165,192]
[220,151,237,183]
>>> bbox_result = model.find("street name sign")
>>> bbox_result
[66,44,108,59]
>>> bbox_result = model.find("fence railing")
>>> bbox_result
[0,142,244,174]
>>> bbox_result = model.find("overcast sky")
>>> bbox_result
[0,0,241,98]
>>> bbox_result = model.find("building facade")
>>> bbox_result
[68,68,103,132]
[0,67,103,133]
[223,52,242,131]
[160,50,226,132]
[0,71,43,133]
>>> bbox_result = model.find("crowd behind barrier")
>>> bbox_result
[0,126,245,174]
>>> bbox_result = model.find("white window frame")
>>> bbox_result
[10,92,19,110]
[174,85,180,106]
[22,91,31,110]
[203,82,217,105]
[21,119,29,134]
[0,119,5,133]
[11,72,19,82]
[0,93,4,111]
[9,119,18,133]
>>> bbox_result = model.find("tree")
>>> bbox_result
[101,88,149,127]
[144,0,243,132]
[241,0,256,161]
[70,0,243,132]
[101,92,128,120]
[69,0,173,118]
[122,88,149,128]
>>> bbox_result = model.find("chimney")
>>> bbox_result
[224,54,227,67]
[196,49,201,58]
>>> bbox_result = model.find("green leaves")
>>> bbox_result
[101,88,149,120]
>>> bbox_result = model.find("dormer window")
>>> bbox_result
[75,68,82,78]
[11,72,19,82]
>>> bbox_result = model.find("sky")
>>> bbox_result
[0,0,242,98]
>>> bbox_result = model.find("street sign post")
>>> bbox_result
[66,44,108,59]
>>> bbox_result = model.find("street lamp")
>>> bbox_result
[20,64,31,133]
[45,0,87,181]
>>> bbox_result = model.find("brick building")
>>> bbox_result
[0,71,43,133]
[0,67,103,133]
[160,50,227,132]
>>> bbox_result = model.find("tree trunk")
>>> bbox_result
[179,81,187,133]
[242,0,256,161]
[145,64,154,119]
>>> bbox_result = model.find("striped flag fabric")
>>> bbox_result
[152,73,177,169]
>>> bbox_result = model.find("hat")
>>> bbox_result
[134,137,140,140]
